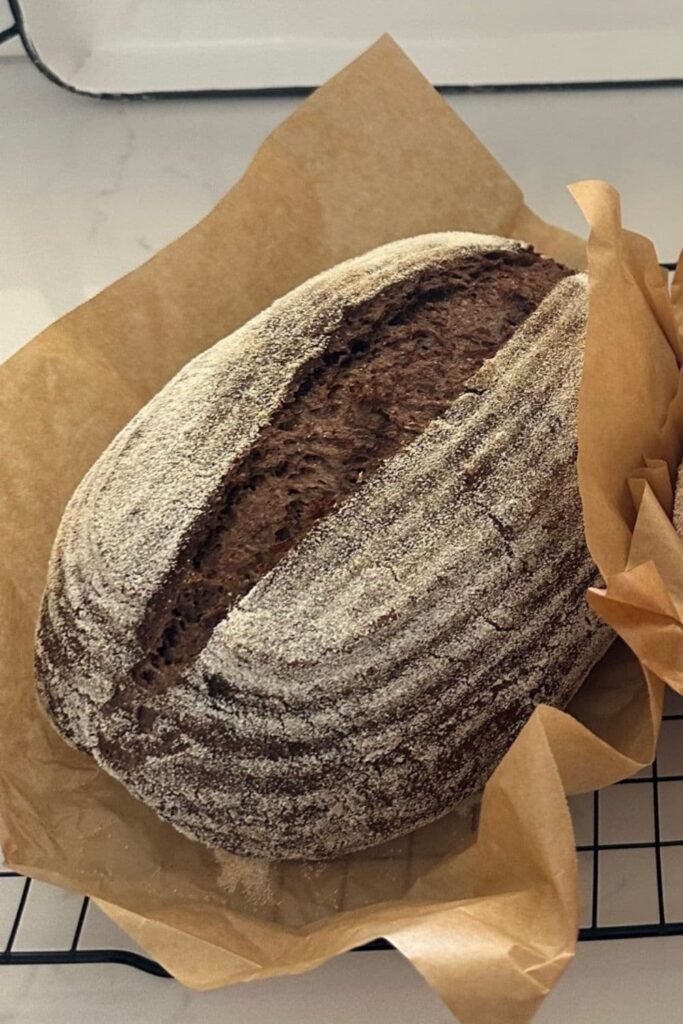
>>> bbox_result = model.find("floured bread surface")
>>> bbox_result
[35,232,612,859]
[674,463,683,537]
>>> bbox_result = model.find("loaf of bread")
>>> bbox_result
[35,232,612,859]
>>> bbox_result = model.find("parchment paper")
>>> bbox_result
[571,179,683,708]
[0,37,668,1024]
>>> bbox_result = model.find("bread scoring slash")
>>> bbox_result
[35,232,612,859]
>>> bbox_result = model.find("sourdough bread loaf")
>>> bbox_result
[35,232,612,859]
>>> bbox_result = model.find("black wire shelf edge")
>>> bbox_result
[0,949,171,977]
[0,23,18,45]
[18,77,683,104]
[578,922,683,941]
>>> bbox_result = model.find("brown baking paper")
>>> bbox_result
[570,179,683,701]
[0,37,665,1024]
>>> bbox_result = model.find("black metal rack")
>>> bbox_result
[581,754,683,941]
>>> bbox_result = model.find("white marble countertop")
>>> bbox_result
[4,52,683,1023]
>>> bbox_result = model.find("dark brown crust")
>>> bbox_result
[128,249,570,698]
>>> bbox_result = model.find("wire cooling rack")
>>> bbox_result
[2,689,683,974]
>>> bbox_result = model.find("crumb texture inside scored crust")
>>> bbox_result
[35,232,613,859]
[673,462,683,537]
[130,247,570,693]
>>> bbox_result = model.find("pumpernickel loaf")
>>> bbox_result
[35,232,612,859]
